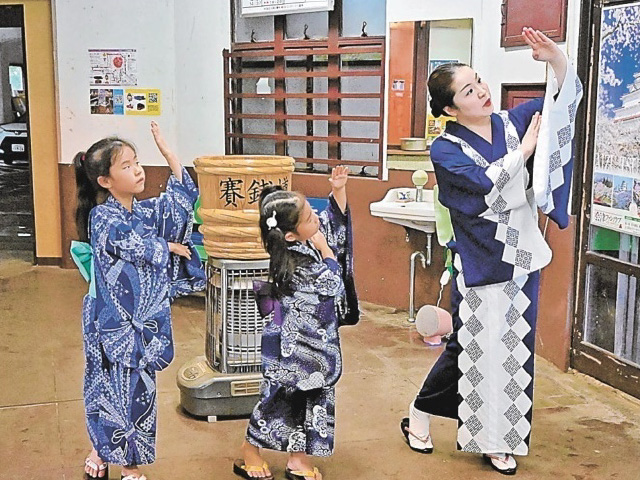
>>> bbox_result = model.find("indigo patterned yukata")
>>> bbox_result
[82,167,205,465]
[414,61,582,455]
[247,195,359,456]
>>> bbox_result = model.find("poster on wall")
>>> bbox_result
[124,89,161,115]
[426,114,454,146]
[241,0,334,17]
[90,88,124,115]
[89,49,137,86]
[591,2,640,236]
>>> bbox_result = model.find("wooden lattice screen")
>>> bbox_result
[224,15,385,178]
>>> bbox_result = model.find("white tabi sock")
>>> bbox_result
[408,401,433,450]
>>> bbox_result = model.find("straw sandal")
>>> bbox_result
[233,458,274,480]
[285,466,321,480]
[84,457,108,480]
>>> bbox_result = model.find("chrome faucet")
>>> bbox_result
[409,250,427,323]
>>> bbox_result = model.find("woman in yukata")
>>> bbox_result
[401,28,583,475]
[73,122,205,480]
[233,167,359,480]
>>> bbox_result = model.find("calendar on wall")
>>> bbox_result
[241,0,334,17]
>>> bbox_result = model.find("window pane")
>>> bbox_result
[342,0,386,37]
[285,11,328,39]
[234,0,274,42]
[584,250,640,366]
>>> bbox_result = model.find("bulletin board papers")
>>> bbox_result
[90,88,161,116]
[89,49,137,86]
[241,0,334,17]
[124,89,161,115]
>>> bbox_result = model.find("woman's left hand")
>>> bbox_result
[521,27,563,64]
[329,165,349,190]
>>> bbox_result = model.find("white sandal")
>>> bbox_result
[84,457,108,479]
[483,453,517,475]
[121,475,147,480]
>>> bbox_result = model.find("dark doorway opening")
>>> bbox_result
[0,5,34,263]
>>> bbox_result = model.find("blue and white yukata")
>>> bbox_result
[247,195,359,456]
[81,167,205,465]
[414,62,582,455]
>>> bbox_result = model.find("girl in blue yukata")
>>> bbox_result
[73,122,205,480]
[233,166,359,480]
[401,28,582,475]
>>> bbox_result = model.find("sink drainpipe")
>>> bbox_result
[409,250,427,323]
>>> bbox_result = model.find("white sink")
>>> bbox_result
[370,188,436,234]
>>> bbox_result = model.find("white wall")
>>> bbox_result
[54,0,231,166]
[385,0,582,138]
[174,0,230,163]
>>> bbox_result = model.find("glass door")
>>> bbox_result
[574,0,640,398]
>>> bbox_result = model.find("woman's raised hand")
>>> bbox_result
[521,28,563,64]
[520,112,541,161]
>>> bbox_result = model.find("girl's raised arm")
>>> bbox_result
[151,121,182,182]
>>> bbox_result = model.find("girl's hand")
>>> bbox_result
[329,165,349,190]
[168,242,192,260]
[151,121,183,181]
[521,27,563,64]
[151,121,172,157]
[520,112,541,160]
[309,231,335,260]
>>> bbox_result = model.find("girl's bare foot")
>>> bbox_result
[121,465,146,479]
[286,452,322,480]
[84,448,107,478]
[240,440,272,478]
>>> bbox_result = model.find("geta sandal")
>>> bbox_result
[483,453,517,475]
[400,417,433,454]
[285,466,321,480]
[233,458,274,480]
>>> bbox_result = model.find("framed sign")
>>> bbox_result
[241,0,334,17]
[591,1,640,236]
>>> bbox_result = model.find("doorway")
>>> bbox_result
[573,0,640,398]
[0,4,34,263]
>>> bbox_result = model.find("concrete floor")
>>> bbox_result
[1,260,639,480]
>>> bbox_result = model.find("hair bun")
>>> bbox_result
[429,97,443,118]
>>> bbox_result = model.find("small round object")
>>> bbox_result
[412,169,429,187]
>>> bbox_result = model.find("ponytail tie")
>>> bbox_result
[266,210,278,230]
[81,154,86,163]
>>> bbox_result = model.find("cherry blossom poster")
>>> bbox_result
[592,2,640,236]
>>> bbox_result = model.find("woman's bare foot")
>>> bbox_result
[240,440,272,478]
[84,448,107,478]
[287,452,322,480]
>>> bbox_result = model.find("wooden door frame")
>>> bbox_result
[572,0,640,398]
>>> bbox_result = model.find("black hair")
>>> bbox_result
[258,184,309,297]
[73,137,136,242]
[427,62,468,118]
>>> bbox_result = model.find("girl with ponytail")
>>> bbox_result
[71,122,205,480]
[234,167,359,480]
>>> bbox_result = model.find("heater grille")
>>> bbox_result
[205,258,271,374]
